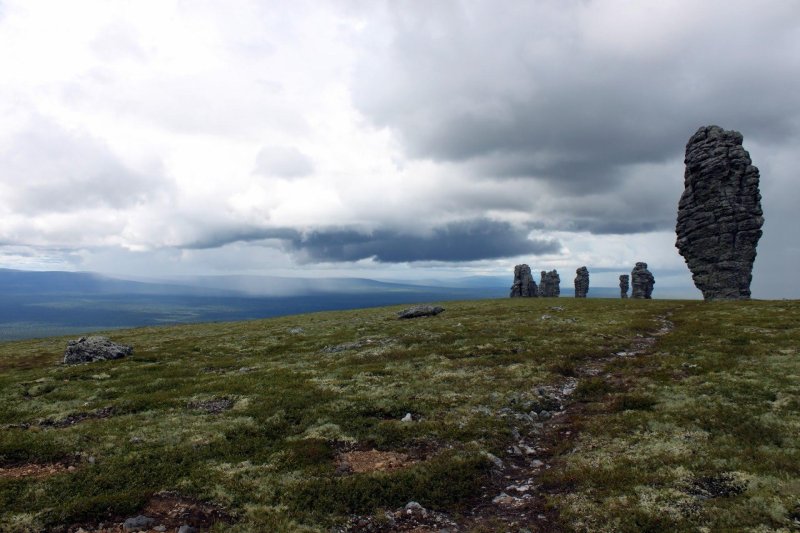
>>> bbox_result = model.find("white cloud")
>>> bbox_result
[0,0,796,298]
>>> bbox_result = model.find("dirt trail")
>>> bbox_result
[459,311,676,532]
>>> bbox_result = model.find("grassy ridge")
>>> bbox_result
[0,298,797,531]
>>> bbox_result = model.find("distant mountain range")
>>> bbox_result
[0,268,695,341]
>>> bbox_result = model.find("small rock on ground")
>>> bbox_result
[122,515,155,532]
[397,305,444,319]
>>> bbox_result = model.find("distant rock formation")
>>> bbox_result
[619,275,629,299]
[397,305,444,319]
[510,264,538,297]
[539,270,560,297]
[574,267,589,298]
[676,125,764,300]
[631,263,654,299]
[63,336,132,364]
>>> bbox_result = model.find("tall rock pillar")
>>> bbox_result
[676,125,764,300]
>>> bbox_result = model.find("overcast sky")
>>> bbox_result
[0,1,798,297]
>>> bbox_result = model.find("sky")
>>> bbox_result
[0,0,798,297]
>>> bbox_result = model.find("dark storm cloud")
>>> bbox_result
[184,219,560,263]
[182,226,299,250]
[352,2,800,198]
[288,219,560,263]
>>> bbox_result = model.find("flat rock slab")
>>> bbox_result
[397,305,444,319]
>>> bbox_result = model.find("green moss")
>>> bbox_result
[0,299,797,531]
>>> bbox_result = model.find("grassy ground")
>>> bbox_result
[0,298,797,532]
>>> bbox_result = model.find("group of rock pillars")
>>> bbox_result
[511,125,764,301]
[509,262,654,299]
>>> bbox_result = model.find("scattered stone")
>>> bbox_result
[619,274,630,299]
[123,515,155,532]
[510,264,538,297]
[153,526,166,532]
[405,501,424,512]
[397,305,445,319]
[484,452,504,469]
[492,492,512,505]
[574,266,589,298]
[676,125,764,300]
[631,262,655,299]
[178,526,197,533]
[538,270,560,297]
[401,413,413,423]
[63,336,132,365]
[288,327,304,334]
[341,501,456,531]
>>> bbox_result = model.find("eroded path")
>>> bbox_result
[339,310,678,533]
[459,311,676,532]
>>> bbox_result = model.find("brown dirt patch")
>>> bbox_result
[0,462,72,479]
[41,406,116,428]
[338,449,417,474]
[140,491,230,528]
[66,491,231,532]
[187,397,234,413]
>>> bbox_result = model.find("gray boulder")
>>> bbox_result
[397,305,444,319]
[574,266,589,298]
[123,515,155,532]
[631,263,655,299]
[510,264,537,297]
[619,274,629,299]
[63,336,133,365]
[676,125,764,300]
[539,270,560,297]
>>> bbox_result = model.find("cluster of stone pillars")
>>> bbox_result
[511,263,655,299]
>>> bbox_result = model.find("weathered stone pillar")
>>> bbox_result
[676,125,764,300]
[510,264,537,297]
[619,275,629,299]
[574,266,589,298]
[631,263,654,299]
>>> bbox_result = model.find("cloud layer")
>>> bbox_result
[0,0,797,297]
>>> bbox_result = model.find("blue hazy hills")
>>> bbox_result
[0,268,641,341]
[0,268,509,341]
